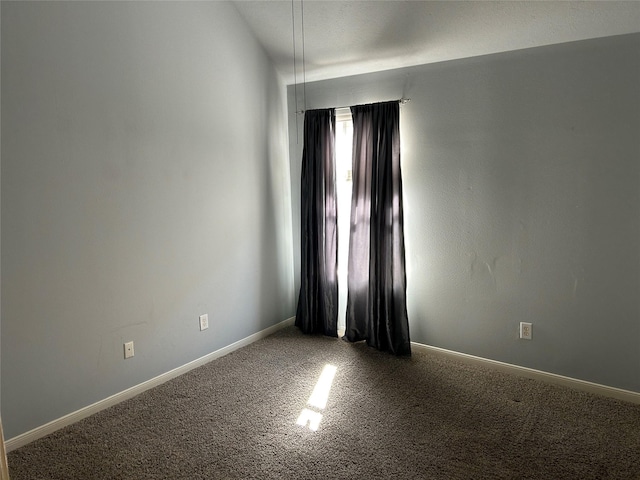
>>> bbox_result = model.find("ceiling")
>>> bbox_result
[232,0,640,84]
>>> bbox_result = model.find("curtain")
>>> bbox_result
[295,108,339,337]
[344,101,411,355]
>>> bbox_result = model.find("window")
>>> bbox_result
[335,108,352,332]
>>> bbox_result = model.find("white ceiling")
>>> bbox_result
[232,0,640,84]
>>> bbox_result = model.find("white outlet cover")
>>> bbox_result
[519,322,532,340]
[124,341,135,359]
[199,314,209,331]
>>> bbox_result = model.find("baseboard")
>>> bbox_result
[411,341,640,405]
[6,317,296,452]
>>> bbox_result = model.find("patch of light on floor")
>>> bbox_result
[296,408,323,432]
[296,364,337,432]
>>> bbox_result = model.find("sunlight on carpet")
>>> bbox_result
[296,364,337,431]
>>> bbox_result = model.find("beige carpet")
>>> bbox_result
[8,326,640,479]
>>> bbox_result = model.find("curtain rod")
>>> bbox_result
[295,98,410,115]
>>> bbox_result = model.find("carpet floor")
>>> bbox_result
[8,326,640,479]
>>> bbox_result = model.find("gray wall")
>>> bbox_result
[288,33,640,393]
[1,1,294,439]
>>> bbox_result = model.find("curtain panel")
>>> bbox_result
[295,109,339,337]
[344,101,411,355]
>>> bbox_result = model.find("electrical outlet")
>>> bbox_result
[199,314,209,331]
[124,341,135,359]
[519,322,532,340]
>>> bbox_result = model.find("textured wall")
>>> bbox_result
[288,33,640,392]
[1,1,294,439]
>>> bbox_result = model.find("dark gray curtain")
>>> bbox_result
[295,108,338,337]
[344,101,411,355]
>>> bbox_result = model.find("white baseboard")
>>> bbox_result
[6,317,296,452]
[411,341,640,405]
[9,320,636,452]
